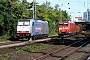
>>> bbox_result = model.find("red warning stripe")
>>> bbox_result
[17,31,29,33]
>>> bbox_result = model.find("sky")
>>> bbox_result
[27,0,90,18]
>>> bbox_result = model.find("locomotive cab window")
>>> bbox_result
[18,20,30,26]
[18,20,23,26]
[24,20,30,26]
[59,23,68,26]
[32,22,34,26]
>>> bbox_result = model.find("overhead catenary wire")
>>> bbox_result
[86,0,90,4]
[78,0,86,7]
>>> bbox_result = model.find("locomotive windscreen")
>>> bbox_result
[18,20,30,26]
[59,23,68,26]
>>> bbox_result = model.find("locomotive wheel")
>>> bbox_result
[32,36,36,40]
[28,37,32,41]
[32,36,35,40]
[29,37,32,41]
[35,36,37,40]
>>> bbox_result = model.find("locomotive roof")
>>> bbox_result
[19,18,45,21]
[59,21,75,24]
[18,19,48,23]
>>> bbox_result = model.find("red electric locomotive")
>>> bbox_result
[58,21,82,36]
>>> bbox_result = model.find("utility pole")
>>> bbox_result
[59,0,62,22]
[59,8,62,22]
[33,0,36,19]
[46,0,48,9]
[87,1,88,21]
[33,0,34,19]
[35,0,36,19]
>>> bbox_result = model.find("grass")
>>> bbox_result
[60,48,90,60]
[0,36,8,42]
[73,53,85,60]
[60,56,67,60]
[0,55,2,60]
[0,44,46,60]
[71,49,90,60]
[74,35,79,40]
[85,49,89,53]
[86,30,90,32]
[15,44,46,52]
[49,32,58,36]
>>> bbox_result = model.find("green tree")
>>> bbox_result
[0,0,70,39]
[0,0,24,39]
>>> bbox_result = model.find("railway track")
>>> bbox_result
[32,35,90,60]
[0,33,85,49]
[0,38,51,49]
[0,33,89,60]
[0,35,58,48]
[7,33,89,60]
[0,41,22,46]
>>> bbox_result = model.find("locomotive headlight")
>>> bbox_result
[17,31,20,33]
[59,28,62,30]
[65,28,68,29]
